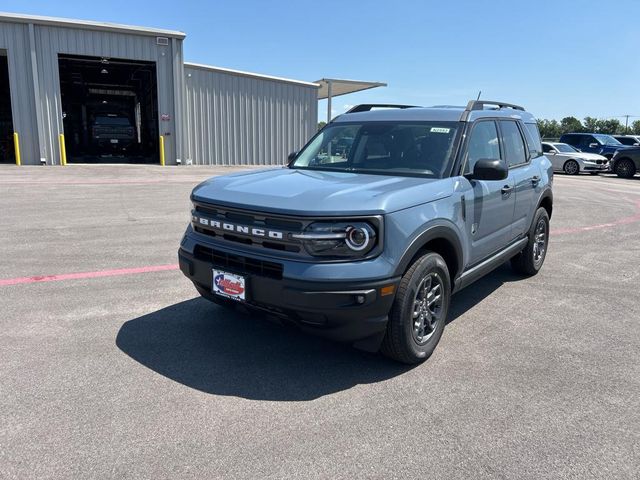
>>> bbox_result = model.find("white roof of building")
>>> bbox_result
[185,62,319,88]
[0,11,186,38]
[315,78,387,99]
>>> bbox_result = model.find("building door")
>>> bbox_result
[0,50,15,164]
[58,54,159,164]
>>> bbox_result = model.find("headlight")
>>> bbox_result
[292,221,378,258]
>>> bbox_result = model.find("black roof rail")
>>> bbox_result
[345,104,418,114]
[466,100,525,112]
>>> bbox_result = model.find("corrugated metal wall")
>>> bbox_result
[184,64,318,165]
[33,25,181,166]
[1,17,318,167]
[0,19,183,165]
[0,21,40,164]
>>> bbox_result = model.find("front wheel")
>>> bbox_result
[381,252,450,364]
[615,158,637,178]
[563,159,580,175]
[511,208,550,276]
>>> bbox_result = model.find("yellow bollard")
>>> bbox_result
[58,134,67,166]
[159,135,165,166]
[13,132,21,166]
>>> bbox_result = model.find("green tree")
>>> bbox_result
[583,117,601,132]
[317,121,327,130]
[598,119,623,135]
[631,120,640,135]
[560,116,583,134]
[537,119,561,139]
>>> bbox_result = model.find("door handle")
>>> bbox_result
[501,185,513,196]
[531,175,540,186]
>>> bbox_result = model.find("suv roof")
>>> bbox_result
[561,132,611,136]
[332,100,537,124]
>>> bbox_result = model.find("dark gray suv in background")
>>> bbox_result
[179,100,553,363]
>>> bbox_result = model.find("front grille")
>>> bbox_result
[192,202,308,255]
[194,245,283,280]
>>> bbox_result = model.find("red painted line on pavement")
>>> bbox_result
[0,264,179,287]
[552,199,640,235]
[0,179,201,186]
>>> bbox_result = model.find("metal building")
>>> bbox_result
[0,12,319,167]
[184,63,317,165]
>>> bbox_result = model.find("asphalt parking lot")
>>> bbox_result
[1,165,639,479]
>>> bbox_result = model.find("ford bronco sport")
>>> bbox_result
[178,100,553,364]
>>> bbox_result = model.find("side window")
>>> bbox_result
[500,120,527,167]
[524,123,543,158]
[563,134,576,146]
[542,143,552,153]
[581,135,595,147]
[464,121,500,174]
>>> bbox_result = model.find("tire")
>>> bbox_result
[511,207,550,276]
[614,158,637,179]
[563,159,580,175]
[381,252,450,364]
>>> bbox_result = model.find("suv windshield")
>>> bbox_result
[593,134,622,146]
[291,121,461,178]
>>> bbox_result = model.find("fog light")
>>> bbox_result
[355,294,366,304]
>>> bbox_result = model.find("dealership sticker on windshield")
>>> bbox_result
[213,270,246,301]
[430,127,450,133]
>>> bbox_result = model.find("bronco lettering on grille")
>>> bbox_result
[194,216,284,239]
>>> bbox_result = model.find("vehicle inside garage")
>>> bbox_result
[58,54,159,163]
[0,50,15,164]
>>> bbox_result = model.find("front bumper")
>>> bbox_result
[178,247,400,348]
[581,162,608,172]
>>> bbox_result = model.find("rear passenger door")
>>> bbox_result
[499,120,539,240]
[462,120,516,265]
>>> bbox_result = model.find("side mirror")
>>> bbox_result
[468,159,508,181]
[287,151,298,164]
[547,150,556,155]
[589,143,599,148]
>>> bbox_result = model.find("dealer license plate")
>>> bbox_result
[212,269,246,301]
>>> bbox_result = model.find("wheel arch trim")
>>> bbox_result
[393,224,464,282]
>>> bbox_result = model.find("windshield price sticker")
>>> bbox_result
[430,127,450,133]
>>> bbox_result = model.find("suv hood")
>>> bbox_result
[191,168,453,216]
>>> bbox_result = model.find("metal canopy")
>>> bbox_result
[314,78,387,122]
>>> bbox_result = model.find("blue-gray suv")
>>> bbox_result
[178,100,553,363]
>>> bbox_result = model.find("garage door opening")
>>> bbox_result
[58,54,159,164]
[0,50,15,164]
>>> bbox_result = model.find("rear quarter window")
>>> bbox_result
[524,123,543,158]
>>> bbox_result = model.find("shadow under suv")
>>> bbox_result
[179,100,553,364]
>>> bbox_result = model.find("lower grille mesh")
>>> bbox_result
[194,245,283,280]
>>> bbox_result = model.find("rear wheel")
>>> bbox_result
[563,159,580,175]
[381,252,450,364]
[614,158,637,178]
[511,207,550,276]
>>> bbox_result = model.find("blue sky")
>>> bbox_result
[3,0,640,122]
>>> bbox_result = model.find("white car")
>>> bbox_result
[542,142,609,175]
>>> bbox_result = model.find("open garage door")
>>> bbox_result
[0,50,15,164]
[58,54,159,164]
